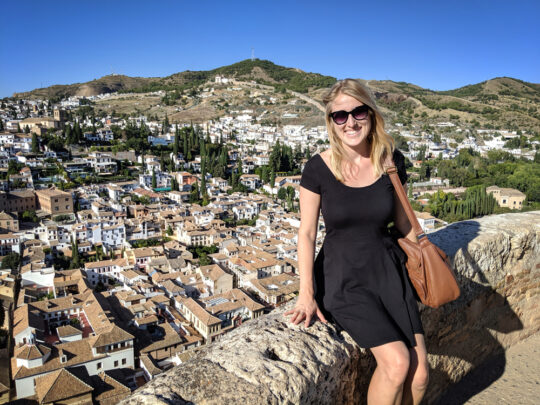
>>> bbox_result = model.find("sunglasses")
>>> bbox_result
[329,105,370,125]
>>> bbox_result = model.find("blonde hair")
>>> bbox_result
[322,79,394,182]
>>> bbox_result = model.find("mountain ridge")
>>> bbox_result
[11,59,539,100]
[8,59,540,133]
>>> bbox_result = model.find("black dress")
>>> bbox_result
[300,149,423,348]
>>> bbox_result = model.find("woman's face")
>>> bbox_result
[330,93,372,150]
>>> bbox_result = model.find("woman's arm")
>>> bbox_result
[393,184,418,243]
[284,185,327,326]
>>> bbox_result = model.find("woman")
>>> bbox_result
[284,79,429,405]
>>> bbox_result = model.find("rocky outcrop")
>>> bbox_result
[122,212,540,405]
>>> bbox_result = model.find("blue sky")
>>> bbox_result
[1,0,538,98]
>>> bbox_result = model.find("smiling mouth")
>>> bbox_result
[345,129,361,137]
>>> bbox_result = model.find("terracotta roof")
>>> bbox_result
[140,322,183,353]
[13,339,106,379]
[0,211,15,220]
[199,264,229,282]
[91,324,134,348]
[136,315,158,325]
[35,188,72,198]
[202,288,265,313]
[120,269,140,280]
[140,353,162,376]
[57,324,82,338]
[250,273,299,297]
[16,343,51,360]
[29,291,89,314]
[133,247,160,258]
[92,371,131,404]
[181,297,221,326]
[123,294,145,302]
[35,368,93,404]
[160,279,185,293]
[84,258,128,269]
[13,304,44,337]
[150,294,170,304]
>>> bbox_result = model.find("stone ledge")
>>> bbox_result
[122,212,540,405]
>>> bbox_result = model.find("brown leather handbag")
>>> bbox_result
[385,158,460,308]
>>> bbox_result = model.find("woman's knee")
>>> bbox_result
[411,359,429,391]
[380,352,410,387]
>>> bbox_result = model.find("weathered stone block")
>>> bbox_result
[122,212,539,405]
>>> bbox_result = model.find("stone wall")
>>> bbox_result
[122,212,540,405]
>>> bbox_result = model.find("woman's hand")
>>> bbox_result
[284,294,328,327]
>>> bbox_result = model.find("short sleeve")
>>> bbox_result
[393,149,408,185]
[300,156,321,194]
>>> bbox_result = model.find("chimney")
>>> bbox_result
[59,349,67,363]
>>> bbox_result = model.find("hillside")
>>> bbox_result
[13,59,336,99]
[359,77,540,133]
[10,60,540,133]
[14,75,158,100]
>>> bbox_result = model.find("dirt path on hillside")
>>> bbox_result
[436,332,540,404]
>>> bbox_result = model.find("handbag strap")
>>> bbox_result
[383,154,426,240]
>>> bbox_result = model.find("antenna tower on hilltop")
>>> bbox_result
[251,48,255,61]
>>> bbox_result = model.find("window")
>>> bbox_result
[122,358,127,365]
[97,362,102,370]
[114,360,119,367]
[55,207,59,211]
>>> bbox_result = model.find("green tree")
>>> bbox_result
[65,123,72,144]
[238,159,243,176]
[31,133,39,153]
[151,169,157,189]
[201,174,207,199]
[270,170,276,189]
[190,181,200,203]
[1,252,20,272]
[417,145,427,161]
[22,210,39,223]
[170,177,178,191]
[173,126,180,156]
[71,239,80,269]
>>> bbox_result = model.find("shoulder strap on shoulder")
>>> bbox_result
[384,152,424,238]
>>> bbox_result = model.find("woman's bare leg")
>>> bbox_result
[369,340,411,405]
[402,334,429,405]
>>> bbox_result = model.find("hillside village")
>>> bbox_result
[0,71,537,403]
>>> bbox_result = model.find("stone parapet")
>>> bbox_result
[122,212,540,404]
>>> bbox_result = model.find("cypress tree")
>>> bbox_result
[238,159,243,176]
[65,124,72,144]
[270,170,276,190]
[31,133,39,153]
[173,126,179,156]
[200,137,206,157]
[71,239,80,269]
